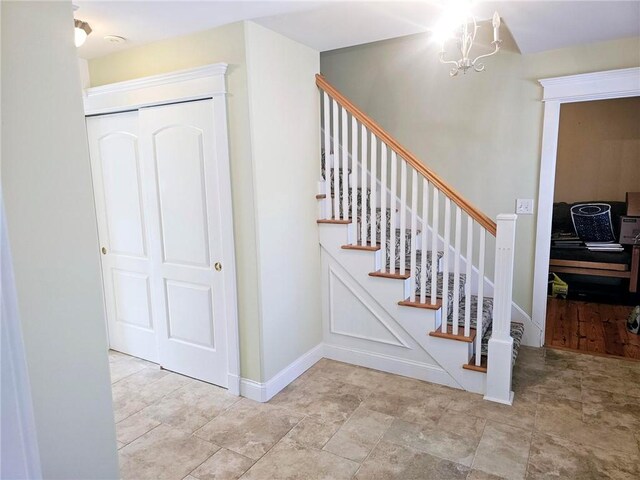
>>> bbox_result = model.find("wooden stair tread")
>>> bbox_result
[342,244,381,251]
[398,298,442,310]
[429,325,476,343]
[369,270,411,280]
[317,219,351,224]
[463,355,487,373]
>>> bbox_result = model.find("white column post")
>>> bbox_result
[484,213,517,405]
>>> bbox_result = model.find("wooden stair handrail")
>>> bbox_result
[316,74,497,237]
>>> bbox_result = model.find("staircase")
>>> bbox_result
[315,74,524,405]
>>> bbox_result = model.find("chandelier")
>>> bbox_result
[434,5,502,77]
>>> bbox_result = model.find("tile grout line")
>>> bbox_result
[117,422,164,452]
[524,393,543,479]
[466,415,487,474]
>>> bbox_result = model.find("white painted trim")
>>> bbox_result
[323,343,460,389]
[240,344,324,403]
[82,64,241,394]
[539,67,640,103]
[328,265,410,348]
[83,64,228,115]
[533,68,640,343]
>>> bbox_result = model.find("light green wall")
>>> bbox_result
[89,22,263,381]
[244,22,322,380]
[2,1,118,477]
[321,35,640,316]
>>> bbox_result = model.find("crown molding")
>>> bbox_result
[83,63,228,115]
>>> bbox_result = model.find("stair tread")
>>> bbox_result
[398,298,443,310]
[342,244,381,251]
[369,270,411,280]
[317,219,351,224]
[463,355,487,373]
[429,325,477,343]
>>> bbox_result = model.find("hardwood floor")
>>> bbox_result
[545,297,640,360]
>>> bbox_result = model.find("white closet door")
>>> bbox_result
[140,100,228,387]
[86,112,160,362]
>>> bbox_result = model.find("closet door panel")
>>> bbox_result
[140,100,228,387]
[87,112,159,363]
[99,132,147,257]
[153,125,210,267]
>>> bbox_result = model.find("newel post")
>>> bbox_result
[484,214,517,405]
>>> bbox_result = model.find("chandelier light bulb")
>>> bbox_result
[435,4,503,76]
[74,19,92,47]
[492,11,501,43]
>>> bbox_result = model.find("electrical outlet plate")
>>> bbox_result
[516,198,534,215]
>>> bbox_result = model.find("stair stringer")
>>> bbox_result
[319,223,486,395]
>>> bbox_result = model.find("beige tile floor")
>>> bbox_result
[109,347,640,480]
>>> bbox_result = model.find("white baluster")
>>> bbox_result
[399,160,407,276]
[360,126,368,245]
[332,99,339,220]
[485,214,518,405]
[351,117,358,241]
[410,170,418,301]
[380,145,388,270]
[441,197,451,332]
[341,107,348,221]
[390,152,398,274]
[323,92,331,219]
[452,206,462,335]
[464,216,473,338]
[430,188,439,305]
[420,179,429,303]
[370,134,377,246]
[476,228,486,366]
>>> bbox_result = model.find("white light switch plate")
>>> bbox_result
[516,199,534,215]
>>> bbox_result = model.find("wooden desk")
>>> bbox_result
[549,245,639,293]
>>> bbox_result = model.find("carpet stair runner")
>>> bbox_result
[321,164,525,372]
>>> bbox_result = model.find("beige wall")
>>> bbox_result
[88,21,322,382]
[89,22,263,381]
[554,97,640,203]
[1,1,118,477]
[244,22,322,380]
[320,35,640,315]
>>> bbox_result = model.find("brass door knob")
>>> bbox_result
[101,247,107,255]
[214,262,222,271]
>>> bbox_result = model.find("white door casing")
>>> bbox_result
[533,67,640,342]
[84,64,240,393]
[87,112,160,363]
[140,100,228,386]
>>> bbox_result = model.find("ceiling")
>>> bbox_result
[76,1,640,59]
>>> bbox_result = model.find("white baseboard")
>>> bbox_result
[323,343,461,390]
[238,342,467,403]
[239,343,324,403]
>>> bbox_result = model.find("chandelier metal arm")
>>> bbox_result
[471,41,502,66]
[436,10,502,76]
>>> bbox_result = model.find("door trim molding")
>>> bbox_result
[83,64,228,116]
[83,63,241,395]
[532,67,640,344]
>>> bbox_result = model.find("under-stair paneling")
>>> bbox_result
[345,154,537,342]
[320,249,459,389]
